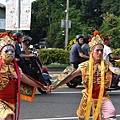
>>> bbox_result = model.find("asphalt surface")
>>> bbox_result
[19,70,120,120]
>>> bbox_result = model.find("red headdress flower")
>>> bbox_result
[88,30,104,49]
[0,32,15,39]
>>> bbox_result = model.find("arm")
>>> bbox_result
[109,66,120,75]
[47,67,82,93]
[22,45,31,55]
[19,53,34,58]
[79,52,89,59]
[77,45,89,59]
[21,73,47,90]
[109,53,120,60]
[104,45,120,60]
[15,44,34,58]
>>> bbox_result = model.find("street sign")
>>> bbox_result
[61,19,71,28]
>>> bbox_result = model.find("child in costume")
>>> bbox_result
[47,30,120,120]
[0,34,47,120]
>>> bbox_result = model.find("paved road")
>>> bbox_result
[19,88,120,120]
[19,71,120,120]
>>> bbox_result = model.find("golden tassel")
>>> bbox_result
[93,57,104,120]
[85,54,93,120]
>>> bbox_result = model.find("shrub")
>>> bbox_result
[39,48,70,65]
[112,48,120,56]
[39,48,120,65]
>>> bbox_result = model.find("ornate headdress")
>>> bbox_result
[88,30,104,49]
[85,30,105,120]
[0,35,15,51]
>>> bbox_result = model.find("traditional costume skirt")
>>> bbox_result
[0,99,15,119]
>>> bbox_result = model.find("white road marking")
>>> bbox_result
[25,84,120,120]
[20,114,120,120]
[20,117,77,120]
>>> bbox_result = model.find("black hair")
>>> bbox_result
[83,34,91,44]
[103,36,110,41]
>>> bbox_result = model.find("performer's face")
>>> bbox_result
[1,45,15,63]
[91,44,104,62]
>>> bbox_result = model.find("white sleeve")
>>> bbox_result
[105,46,112,55]
[103,45,112,61]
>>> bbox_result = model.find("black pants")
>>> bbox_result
[111,74,120,87]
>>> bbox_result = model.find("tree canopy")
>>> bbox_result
[23,0,120,49]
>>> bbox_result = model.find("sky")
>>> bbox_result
[0,0,36,5]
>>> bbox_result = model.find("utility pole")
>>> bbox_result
[17,0,20,32]
[65,0,69,50]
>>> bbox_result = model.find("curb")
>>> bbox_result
[47,66,66,71]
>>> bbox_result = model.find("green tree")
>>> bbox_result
[79,0,103,28]
[100,13,120,48]
[101,0,120,16]
[22,0,120,49]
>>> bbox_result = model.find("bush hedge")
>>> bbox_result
[112,48,120,56]
[39,48,70,65]
[39,48,120,65]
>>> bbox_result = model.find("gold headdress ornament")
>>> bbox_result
[0,35,15,51]
[88,30,104,49]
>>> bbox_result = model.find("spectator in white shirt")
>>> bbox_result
[103,36,120,62]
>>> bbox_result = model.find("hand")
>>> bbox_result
[41,85,48,91]
[29,54,35,57]
[46,85,55,93]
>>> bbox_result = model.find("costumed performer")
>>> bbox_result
[0,34,47,120]
[47,30,120,120]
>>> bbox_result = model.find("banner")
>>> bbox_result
[5,0,31,30]
[6,0,17,30]
[20,0,31,30]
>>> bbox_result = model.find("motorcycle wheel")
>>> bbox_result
[37,78,51,94]
[66,76,82,88]
[37,88,47,94]
[66,82,78,88]
[37,77,48,94]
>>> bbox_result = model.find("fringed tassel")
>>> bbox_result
[14,59,21,120]
[85,54,93,120]
[93,57,104,120]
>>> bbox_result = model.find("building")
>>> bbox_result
[0,3,5,33]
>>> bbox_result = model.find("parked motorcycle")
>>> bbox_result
[107,59,120,91]
[25,50,52,94]
[66,64,82,88]
[66,59,120,90]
